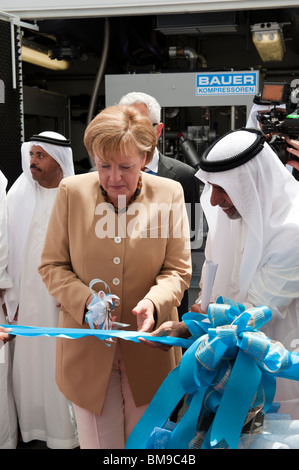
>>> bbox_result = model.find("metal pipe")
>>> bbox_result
[168,46,207,70]
[87,18,110,166]
[87,17,110,125]
[231,105,236,130]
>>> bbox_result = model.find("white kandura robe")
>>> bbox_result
[0,305,17,449]
[215,220,299,418]
[0,187,18,449]
[12,185,78,448]
[199,216,299,420]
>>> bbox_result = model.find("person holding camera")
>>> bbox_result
[245,87,299,177]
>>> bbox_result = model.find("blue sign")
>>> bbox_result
[196,71,258,96]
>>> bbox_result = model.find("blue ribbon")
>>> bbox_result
[126,296,299,449]
[4,278,192,349]
[2,324,193,349]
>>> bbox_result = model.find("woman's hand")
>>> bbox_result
[132,298,156,333]
[138,303,205,351]
[85,294,92,309]
[0,326,14,344]
[138,320,190,351]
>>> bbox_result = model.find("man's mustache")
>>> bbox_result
[30,164,42,171]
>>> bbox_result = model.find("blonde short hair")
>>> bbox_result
[84,104,157,164]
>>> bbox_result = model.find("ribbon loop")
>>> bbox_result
[208,303,239,327]
[85,279,120,331]
[238,330,271,362]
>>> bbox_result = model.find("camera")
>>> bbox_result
[253,81,299,164]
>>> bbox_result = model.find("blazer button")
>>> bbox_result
[114,237,122,244]
[113,257,121,264]
[113,278,120,286]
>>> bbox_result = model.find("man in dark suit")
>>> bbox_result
[119,92,201,318]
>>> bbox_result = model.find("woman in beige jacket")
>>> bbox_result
[38,105,192,449]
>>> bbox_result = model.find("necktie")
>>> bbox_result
[144,168,156,175]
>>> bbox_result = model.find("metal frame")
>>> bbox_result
[2,1,299,19]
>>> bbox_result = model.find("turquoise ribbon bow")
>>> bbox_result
[125,296,299,450]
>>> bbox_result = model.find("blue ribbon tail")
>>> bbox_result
[167,387,207,449]
[260,373,276,413]
[125,366,185,449]
[210,350,262,449]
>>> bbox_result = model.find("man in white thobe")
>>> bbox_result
[194,128,299,418]
[151,128,299,419]
[0,171,17,449]
[4,131,78,448]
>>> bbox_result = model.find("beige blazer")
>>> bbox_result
[39,171,192,415]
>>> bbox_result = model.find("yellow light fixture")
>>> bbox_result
[251,22,284,62]
[21,45,70,71]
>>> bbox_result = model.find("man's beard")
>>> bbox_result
[220,204,242,220]
[227,209,241,220]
